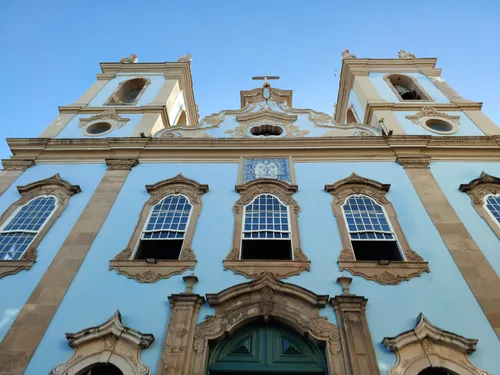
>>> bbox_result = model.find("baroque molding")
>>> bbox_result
[223,260,310,280]
[1,159,34,171]
[50,311,154,375]
[325,173,428,284]
[405,106,460,134]
[396,157,431,169]
[190,273,344,375]
[110,174,208,282]
[105,158,139,170]
[78,108,131,129]
[382,313,489,375]
[397,49,416,59]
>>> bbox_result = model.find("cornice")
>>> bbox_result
[1,159,35,171]
[4,136,500,163]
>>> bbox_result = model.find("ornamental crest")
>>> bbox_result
[242,158,292,184]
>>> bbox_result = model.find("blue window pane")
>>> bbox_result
[485,195,500,225]
[242,194,291,240]
[142,194,191,240]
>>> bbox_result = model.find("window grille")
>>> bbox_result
[484,194,500,227]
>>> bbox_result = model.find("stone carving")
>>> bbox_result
[177,53,193,64]
[109,174,208,282]
[190,273,344,375]
[79,109,131,129]
[50,311,154,375]
[226,119,310,138]
[396,157,431,169]
[405,106,460,134]
[224,179,310,280]
[105,158,139,170]
[1,159,34,171]
[325,174,429,285]
[459,172,500,238]
[341,49,357,59]
[383,313,489,375]
[120,54,138,63]
[397,49,416,59]
[0,174,81,279]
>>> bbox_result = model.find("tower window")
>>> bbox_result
[250,124,284,137]
[241,193,292,260]
[105,78,150,105]
[424,119,453,133]
[387,74,431,101]
[0,196,57,260]
[134,194,192,260]
[343,194,403,261]
[346,107,358,123]
[85,122,112,135]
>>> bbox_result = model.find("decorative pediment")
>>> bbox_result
[50,311,155,375]
[324,173,390,205]
[17,173,81,198]
[236,108,297,123]
[240,87,293,108]
[78,108,130,128]
[382,314,489,375]
[146,173,209,200]
[459,171,500,205]
[405,106,460,126]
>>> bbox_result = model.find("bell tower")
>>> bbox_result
[40,53,198,139]
[334,50,500,136]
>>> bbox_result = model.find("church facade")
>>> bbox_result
[0,51,499,375]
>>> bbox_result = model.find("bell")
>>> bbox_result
[395,85,417,100]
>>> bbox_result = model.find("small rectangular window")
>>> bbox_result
[135,239,182,260]
[241,239,292,260]
[352,240,402,261]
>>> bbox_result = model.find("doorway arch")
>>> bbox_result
[208,321,327,374]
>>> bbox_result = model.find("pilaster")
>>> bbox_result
[463,110,500,136]
[39,113,77,138]
[73,79,109,106]
[400,158,500,339]
[156,275,205,375]
[0,159,35,196]
[352,76,381,112]
[331,278,380,375]
[0,166,133,374]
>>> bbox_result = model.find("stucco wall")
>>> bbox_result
[431,162,500,276]
[0,164,105,342]
[55,113,143,138]
[394,111,485,136]
[20,161,500,374]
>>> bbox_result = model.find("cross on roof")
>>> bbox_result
[252,72,280,86]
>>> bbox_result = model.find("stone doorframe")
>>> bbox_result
[190,273,344,375]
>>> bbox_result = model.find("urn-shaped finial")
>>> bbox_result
[336,276,353,295]
[183,273,199,293]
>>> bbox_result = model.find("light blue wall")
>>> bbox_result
[348,89,365,123]
[394,111,485,136]
[0,164,105,342]
[55,114,143,138]
[431,162,500,276]
[24,162,500,374]
[88,75,165,107]
[370,72,449,103]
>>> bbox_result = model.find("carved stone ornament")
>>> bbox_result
[459,172,500,238]
[1,159,34,171]
[397,49,416,59]
[396,157,431,169]
[341,49,357,59]
[110,174,208,282]
[405,106,460,134]
[50,311,154,375]
[0,174,81,279]
[382,313,489,375]
[325,174,429,285]
[224,179,310,280]
[190,273,344,375]
[177,53,193,64]
[79,109,130,133]
[120,53,138,63]
[105,158,139,170]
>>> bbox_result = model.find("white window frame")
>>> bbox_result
[483,193,500,229]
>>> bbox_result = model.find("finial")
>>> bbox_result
[336,276,353,295]
[342,49,356,59]
[398,49,416,59]
[183,273,199,293]
[120,54,138,64]
[177,53,193,64]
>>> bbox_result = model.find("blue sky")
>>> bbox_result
[0,0,499,159]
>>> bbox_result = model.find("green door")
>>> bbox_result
[207,322,327,374]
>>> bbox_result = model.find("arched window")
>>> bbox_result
[325,174,428,285]
[0,196,57,260]
[459,172,500,239]
[224,179,310,280]
[174,109,187,125]
[105,78,150,105]
[385,74,432,101]
[134,194,192,260]
[242,193,291,260]
[343,194,403,261]
[346,107,358,124]
[77,363,123,375]
[484,194,500,227]
[0,174,80,279]
[110,174,208,283]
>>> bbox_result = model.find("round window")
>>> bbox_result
[424,119,454,133]
[86,122,113,135]
[250,124,284,137]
